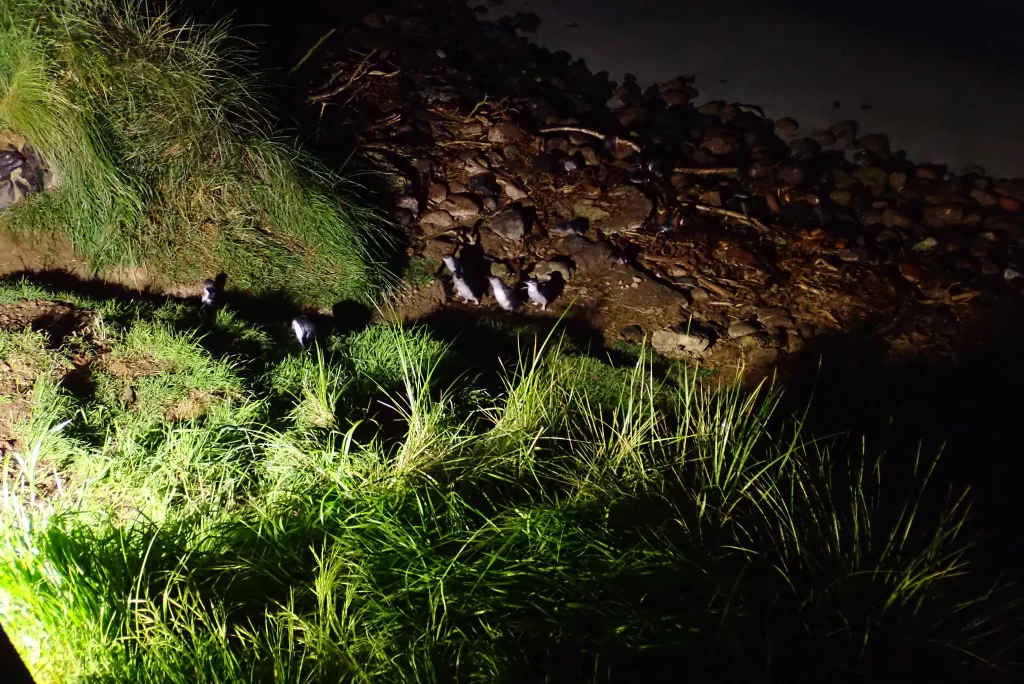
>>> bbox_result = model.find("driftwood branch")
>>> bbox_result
[672,167,740,176]
[308,49,385,103]
[639,254,735,299]
[692,203,771,232]
[289,28,336,76]
[538,126,642,154]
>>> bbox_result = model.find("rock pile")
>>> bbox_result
[291,0,1023,374]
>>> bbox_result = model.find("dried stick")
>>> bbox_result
[289,28,336,76]
[692,203,770,232]
[538,126,642,154]
[308,49,377,103]
[672,167,740,176]
[639,254,735,299]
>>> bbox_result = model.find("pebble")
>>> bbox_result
[777,166,804,186]
[739,333,771,349]
[545,137,570,153]
[747,348,781,365]
[970,188,998,207]
[487,122,525,144]
[775,117,799,134]
[652,328,711,357]
[853,165,889,191]
[829,119,858,142]
[700,131,743,156]
[747,162,773,179]
[728,321,761,338]
[619,106,648,128]
[829,189,853,206]
[882,208,912,229]
[856,134,891,157]
[420,210,453,229]
[922,204,964,227]
[697,101,722,116]
[393,208,415,227]
[789,137,821,159]
[490,261,512,278]
[560,155,582,172]
[809,129,838,147]
[571,240,616,274]
[534,258,575,281]
[428,183,448,204]
[439,194,481,220]
[699,190,722,207]
[998,195,1023,212]
[899,263,924,284]
[395,194,419,213]
[579,147,600,166]
[620,325,644,342]
[496,177,528,201]
[552,217,588,236]
[531,152,556,172]
[489,207,526,241]
[590,186,652,234]
[467,173,499,198]
[688,287,711,305]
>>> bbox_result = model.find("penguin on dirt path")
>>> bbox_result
[488,275,519,312]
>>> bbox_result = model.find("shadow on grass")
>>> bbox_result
[5,267,1024,680]
[775,309,1024,579]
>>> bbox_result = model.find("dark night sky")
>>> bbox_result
[498,0,1024,176]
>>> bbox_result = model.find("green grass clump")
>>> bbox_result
[0,282,1020,683]
[0,0,393,305]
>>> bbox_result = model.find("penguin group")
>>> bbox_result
[198,273,318,350]
[440,251,560,313]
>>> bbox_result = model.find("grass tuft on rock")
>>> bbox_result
[0,280,1020,682]
[0,0,393,305]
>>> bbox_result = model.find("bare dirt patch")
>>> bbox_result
[0,299,94,454]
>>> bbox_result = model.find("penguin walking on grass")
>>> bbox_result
[292,315,316,349]
[200,273,227,308]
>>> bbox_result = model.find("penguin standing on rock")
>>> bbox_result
[292,315,316,349]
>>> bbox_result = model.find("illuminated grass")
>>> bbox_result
[0,284,1019,682]
[0,0,395,305]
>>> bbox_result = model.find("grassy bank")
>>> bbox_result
[0,279,1019,682]
[0,0,393,305]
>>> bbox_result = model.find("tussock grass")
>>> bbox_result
[0,283,1020,682]
[0,0,393,305]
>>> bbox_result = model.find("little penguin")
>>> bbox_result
[551,217,588,236]
[488,275,518,312]
[201,279,219,307]
[292,315,316,349]
[442,254,480,305]
[200,273,227,308]
[525,278,553,311]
